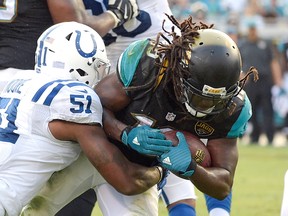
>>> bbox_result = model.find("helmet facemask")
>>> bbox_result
[69,57,111,86]
[182,78,239,118]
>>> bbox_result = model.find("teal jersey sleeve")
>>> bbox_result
[227,93,252,138]
[118,39,150,87]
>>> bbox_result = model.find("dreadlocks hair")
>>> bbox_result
[122,14,213,98]
[123,14,258,103]
[153,14,214,102]
[239,66,259,88]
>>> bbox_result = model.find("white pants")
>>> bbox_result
[96,184,158,216]
[21,155,197,215]
[0,137,81,216]
[281,170,288,216]
[21,152,159,216]
[161,172,196,206]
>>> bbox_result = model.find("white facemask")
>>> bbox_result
[184,102,215,118]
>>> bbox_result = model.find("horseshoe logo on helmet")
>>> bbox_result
[75,30,97,58]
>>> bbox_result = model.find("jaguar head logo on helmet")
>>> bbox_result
[35,21,111,87]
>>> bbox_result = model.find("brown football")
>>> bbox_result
[163,129,211,167]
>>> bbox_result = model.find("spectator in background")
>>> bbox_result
[200,0,224,16]
[220,0,247,15]
[238,23,282,145]
[168,0,193,22]
[261,0,285,18]
[190,1,209,22]
[271,41,288,137]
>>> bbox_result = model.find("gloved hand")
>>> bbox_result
[158,132,196,178]
[107,0,139,28]
[121,125,173,156]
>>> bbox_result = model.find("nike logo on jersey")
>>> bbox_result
[162,157,172,165]
[77,89,88,94]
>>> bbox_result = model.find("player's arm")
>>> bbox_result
[159,135,237,200]
[47,0,139,36]
[48,120,163,195]
[94,73,130,141]
[95,73,172,155]
[190,138,238,199]
[47,0,115,36]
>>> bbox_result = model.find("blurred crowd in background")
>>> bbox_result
[168,0,288,147]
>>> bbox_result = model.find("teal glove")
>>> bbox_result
[121,125,173,156]
[158,132,196,178]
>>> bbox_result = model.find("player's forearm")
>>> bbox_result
[103,108,128,142]
[189,166,233,200]
[117,165,162,195]
[83,12,116,37]
[47,0,115,37]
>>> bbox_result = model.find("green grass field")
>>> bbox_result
[92,143,288,216]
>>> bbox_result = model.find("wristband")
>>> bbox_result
[178,161,197,178]
[155,166,164,184]
[120,126,134,145]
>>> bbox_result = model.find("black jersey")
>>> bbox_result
[0,0,53,69]
[113,39,252,166]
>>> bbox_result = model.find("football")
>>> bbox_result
[163,129,211,167]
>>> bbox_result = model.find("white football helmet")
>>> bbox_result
[35,21,110,87]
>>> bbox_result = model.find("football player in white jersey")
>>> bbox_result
[0,21,166,216]
[84,0,176,69]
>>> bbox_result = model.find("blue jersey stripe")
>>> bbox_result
[31,79,69,103]
[43,83,65,106]
[0,98,20,143]
[66,82,89,88]
[32,80,88,106]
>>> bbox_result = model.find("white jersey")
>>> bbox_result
[84,0,173,68]
[107,0,173,68]
[0,70,103,216]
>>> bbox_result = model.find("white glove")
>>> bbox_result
[107,0,139,28]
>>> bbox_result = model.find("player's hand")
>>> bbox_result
[121,125,173,156]
[107,0,139,28]
[158,132,197,178]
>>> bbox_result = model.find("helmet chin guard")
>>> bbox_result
[35,22,110,87]
[184,102,213,118]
